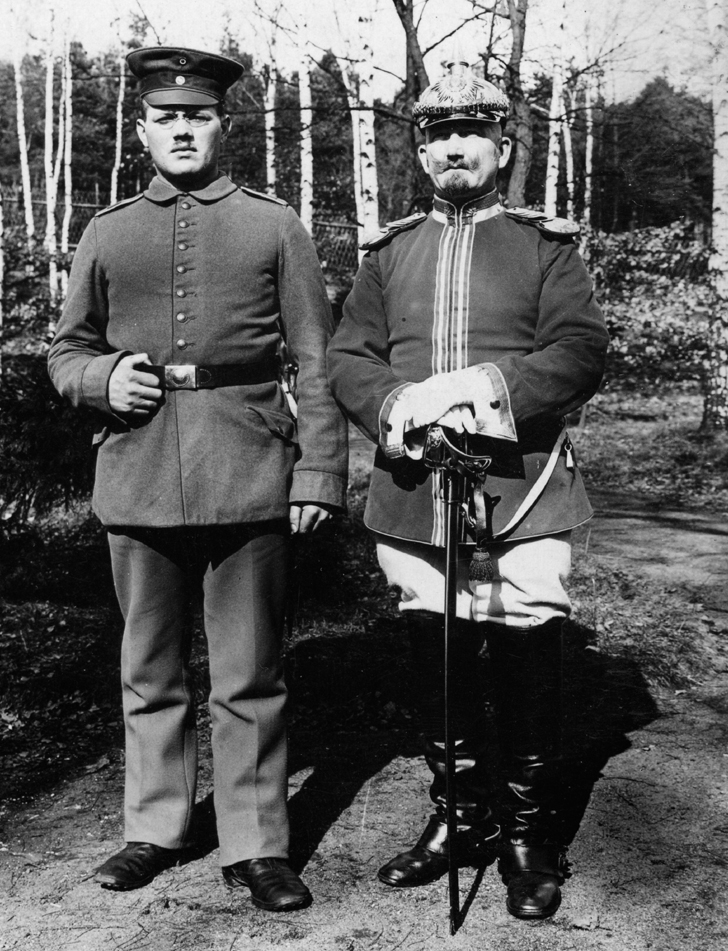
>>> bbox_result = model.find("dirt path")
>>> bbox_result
[2,449,728,951]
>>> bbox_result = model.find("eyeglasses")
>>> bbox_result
[153,112,215,128]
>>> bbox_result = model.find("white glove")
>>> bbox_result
[405,366,511,434]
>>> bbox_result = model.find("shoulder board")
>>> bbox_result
[238,185,287,206]
[505,207,580,237]
[94,193,144,218]
[360,212,428,251]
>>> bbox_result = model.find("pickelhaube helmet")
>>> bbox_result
[413,60,509,130]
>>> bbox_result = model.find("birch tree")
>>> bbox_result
[60,37,73,299]
[44,6,62,304]
[582,75,595,224]
[277,4,315,230]
[562,86,575,219]
[253,0,284,194]
[11,12,35,245]
[543,2,566,217]
[334,3,381,242]
[110,50,126,205]
[703,0,728,429]
[296,31,314,233]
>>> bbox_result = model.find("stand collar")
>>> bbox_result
[432,189,502,224]
[144,173,239,205]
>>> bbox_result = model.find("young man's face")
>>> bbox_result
[136,103,230,190]
[418,119,511,204]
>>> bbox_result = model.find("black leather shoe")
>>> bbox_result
[222,858,312,911]
[498,843,568,920]
[95,842,183,890]
[378,816,497,888]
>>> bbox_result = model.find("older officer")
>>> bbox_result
[328,61,608,920]
[49,47,347,911]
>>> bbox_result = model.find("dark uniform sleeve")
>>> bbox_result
[47,221,129,416]
[278,207,349,511]
[494,239,609,422]
[327,250,408,444]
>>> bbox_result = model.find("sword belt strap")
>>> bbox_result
[147,362,278,391]
[487,425,569,543]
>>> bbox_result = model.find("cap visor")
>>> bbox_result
[144,89,221,107]
[422,113,501,129]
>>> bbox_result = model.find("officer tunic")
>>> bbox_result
[49,174,347,525]
[327,193,609,546]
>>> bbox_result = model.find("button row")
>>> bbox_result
[176,202,192,352]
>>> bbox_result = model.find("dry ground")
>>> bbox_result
[1,391,727,950]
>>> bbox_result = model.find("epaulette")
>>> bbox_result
[94,193,144,217]
[505,207,580,237]
[238,185,287,206]
[360,212,427,251]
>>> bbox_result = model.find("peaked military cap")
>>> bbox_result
[127,47,244,106]
[413,60,509,130]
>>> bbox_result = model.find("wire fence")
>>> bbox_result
[1,190,361,272]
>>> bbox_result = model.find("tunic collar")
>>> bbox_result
[432,189,502,225]
[144,173,239,205]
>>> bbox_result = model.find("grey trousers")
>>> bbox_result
[107,523,289,866]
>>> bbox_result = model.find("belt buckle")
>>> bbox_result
[164,365,198,390]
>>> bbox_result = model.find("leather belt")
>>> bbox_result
[147,363,277,390]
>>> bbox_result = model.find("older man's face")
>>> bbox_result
[418,119,511,204]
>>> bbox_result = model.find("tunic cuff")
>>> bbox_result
[468,363,518,440]
[290,469,348,513]
[379,383,416,458]
[80,352,130,415]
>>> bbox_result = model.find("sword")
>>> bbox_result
[423,425,495,934]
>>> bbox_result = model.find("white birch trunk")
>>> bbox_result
[264,63,277,195]
[60,37,73,300]
[354,9,379,239]
[583,77,594,225]
[704,0,728,428]
[339,69,364,234]
[298,55,314,234]
[544,64,563,216]
[44,7,60,304]
[110,52,126,205]
[12,32,35,244]
[334,3,380,252]
[562,87,574,220]
[544,1,565,216]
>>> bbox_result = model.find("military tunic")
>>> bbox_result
[327,193,608,547]
[49,174,347,525]
[48,174,348,866]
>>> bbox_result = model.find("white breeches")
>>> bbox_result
[374,531,572,627]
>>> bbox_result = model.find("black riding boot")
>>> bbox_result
[378,612,498,888]
[484,619,569,920]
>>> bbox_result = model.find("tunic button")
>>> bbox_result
[176,265,186,273]
[181,202,191,209]
[178,220,188,229]
[490,399,501,409]
[178,242,188,250]
[176,313,187,322]
[177,339,188,349]
[176,289,186,298]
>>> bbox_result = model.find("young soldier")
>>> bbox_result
[327,61,608,920]
[49,47,348,911]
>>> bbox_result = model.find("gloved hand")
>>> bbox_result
[403,405,476,459]
[404,366,500,430]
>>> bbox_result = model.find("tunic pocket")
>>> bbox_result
[247,405,298,443]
